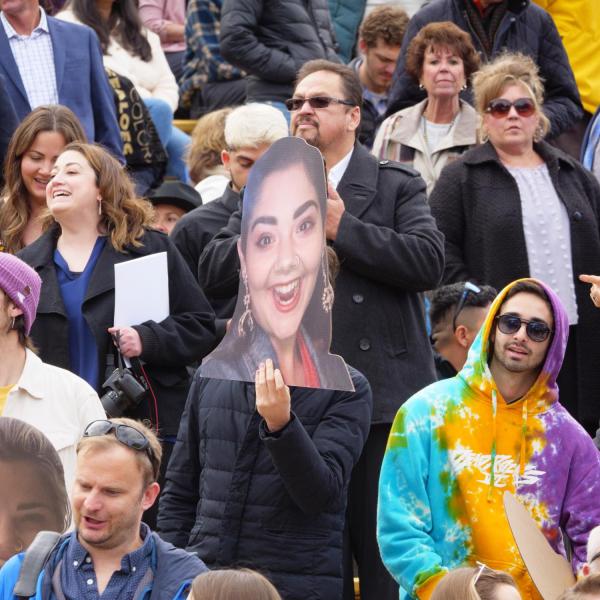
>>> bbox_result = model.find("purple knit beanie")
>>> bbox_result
[0,253,41,335]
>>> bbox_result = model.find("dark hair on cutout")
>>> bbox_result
[360,5,409,48]
[405,21,480,84]
[0,417,70,533]
[68,0,152,61]
[295,59,363,109]
[429,282,497,331]
[189,569,282,600]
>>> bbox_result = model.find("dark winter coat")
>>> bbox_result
[429,140,600,431]
[387,0,583,137]
[171,184,240,336]
[157,367,372,600]
[197,143,445,423]
[219,0,340,103]
[18,225,217,436]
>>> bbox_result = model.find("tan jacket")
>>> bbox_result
[372,99,478,196]
[4,349,105,494]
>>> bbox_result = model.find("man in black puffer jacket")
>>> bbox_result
[157,360,372,600]
[387,0,583,138]
[219,0,341,105]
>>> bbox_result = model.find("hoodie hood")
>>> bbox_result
[459,278,569,411]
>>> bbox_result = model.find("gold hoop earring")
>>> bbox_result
[238,272,254,336]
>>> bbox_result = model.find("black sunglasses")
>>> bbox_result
[452,281,482,332]
[485,97,536,119]
[284,96,355,111]
[495,314,553,343]
[84,419,149,451]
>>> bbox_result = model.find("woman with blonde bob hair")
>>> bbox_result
[17,143,216,471]
[431,566,521,600]
[0,105,86,253]
[188,569,282,600]
[430,52,600,434]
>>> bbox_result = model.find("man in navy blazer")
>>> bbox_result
[0,73,18,187]
[0,0,123,161]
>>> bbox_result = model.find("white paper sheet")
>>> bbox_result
[114,252,169,326]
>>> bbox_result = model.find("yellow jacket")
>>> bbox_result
[533,0,600,113]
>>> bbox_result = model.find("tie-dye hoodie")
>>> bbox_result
[377,279,600,599]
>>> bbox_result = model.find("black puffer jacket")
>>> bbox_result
[219,0,340,103]
[157,367,372,600]
[387,0,583,137]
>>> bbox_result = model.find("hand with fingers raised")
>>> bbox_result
[255,359,291,433]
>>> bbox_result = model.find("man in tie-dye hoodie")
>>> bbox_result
[378,278,600,599]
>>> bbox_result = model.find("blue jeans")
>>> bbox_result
[144,97,190,182]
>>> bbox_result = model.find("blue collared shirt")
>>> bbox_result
[0,7,58,108]
[59,524,154,600]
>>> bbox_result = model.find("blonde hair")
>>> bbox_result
[224,103,289,151]
[187,107,232,184]
[472,52,550,141]
[0,105,87,254]
[77,418,162,487]
[46,142,154,252]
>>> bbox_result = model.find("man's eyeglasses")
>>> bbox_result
[84,419,149,451]
[452,281,482,332]
[485,97,536,119]
[284,96,355,111]
[495,314,553,343]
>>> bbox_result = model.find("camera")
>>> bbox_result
[100,366,148,417]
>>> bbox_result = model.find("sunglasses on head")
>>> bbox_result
[452,281,482,332]
[83,419,149,451]
[495,314,552,342]
[284,96,355,111]
[485,97,536,119]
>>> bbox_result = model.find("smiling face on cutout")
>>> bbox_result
[239,163,324,345]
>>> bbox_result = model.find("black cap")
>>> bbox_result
[148,181,202,213]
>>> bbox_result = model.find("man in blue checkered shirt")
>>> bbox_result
[0,418,207,600]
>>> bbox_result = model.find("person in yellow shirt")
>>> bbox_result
[532,0,600,116]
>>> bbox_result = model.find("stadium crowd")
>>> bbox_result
[0,0,600,598]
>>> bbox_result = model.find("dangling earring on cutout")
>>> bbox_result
[10,317,15,330]
[321,261,334,313]
[98,198,102,216]
[418,83,425,90]
[461,83,468,91]
[238,272,254,336]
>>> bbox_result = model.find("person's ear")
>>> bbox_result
[221,149,230,169]
[141,482,160,511]
[454,324,470,348]
[358,38,368,55]
[583,564,591,577]
[7,301,23,318]
[348,105,361,133]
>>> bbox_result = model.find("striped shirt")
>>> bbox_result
[0,8,58,108]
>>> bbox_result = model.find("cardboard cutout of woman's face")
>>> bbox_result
[201,137,353,391]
